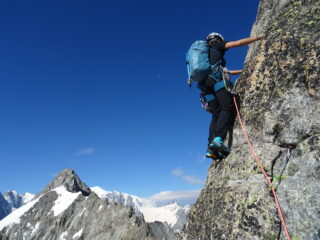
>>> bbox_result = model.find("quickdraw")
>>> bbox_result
[222,67,238,95]
[271,147,294,186]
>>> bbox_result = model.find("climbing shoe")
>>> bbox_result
[206,151,217,159]
[206,147,224,160]
[209,137,231,157]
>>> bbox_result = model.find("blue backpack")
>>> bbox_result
[186,40,211,85]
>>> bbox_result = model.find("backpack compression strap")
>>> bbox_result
[186,53,192,86]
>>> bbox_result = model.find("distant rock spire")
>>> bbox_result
[3,191,23,210]
[42,169,91,196]
[0,192,11,220]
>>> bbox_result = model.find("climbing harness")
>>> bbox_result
[233,96,291,240]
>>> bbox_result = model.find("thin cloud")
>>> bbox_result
[171,167,184,177]
[171,167,205,185]
[182,175,205,185]
[147,190,201,205]
[74,147,95,156]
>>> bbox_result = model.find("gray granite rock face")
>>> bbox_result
[0,169,178,240]
[182,0,320,239]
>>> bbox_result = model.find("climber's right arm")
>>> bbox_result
[225,35,263,49]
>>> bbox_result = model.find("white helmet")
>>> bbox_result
[206,32,224,42]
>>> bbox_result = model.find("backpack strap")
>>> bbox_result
[214,80,225,92]
[204,94,215,102]
[208,59,224,82]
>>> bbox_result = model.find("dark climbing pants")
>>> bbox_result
[207,88,236,144]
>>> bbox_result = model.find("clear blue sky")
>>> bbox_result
[0,0,259,201]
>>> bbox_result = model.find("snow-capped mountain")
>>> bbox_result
[91,186,190,232]
[0,170,190,239]
[91,186,148,213]
[0,193,11,220]
[3,191,34,211]
[0,190,35,221]
[0,169,178,240]
[140,202,191,232]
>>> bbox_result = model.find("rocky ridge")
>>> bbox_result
[182,0,320,240]
[91,186,190,233]
[0,169,178,240]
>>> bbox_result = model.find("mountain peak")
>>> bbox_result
[0,172,178,240]
[42,169,91,196]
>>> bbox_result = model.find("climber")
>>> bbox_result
[204,69,242,159]
[202,32,263,159]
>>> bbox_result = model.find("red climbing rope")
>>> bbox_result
[233,96,291,240]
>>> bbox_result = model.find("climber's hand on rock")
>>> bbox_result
[256,34,264,40]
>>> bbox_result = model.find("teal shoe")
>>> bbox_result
[209,137,231,157]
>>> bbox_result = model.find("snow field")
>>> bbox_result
[0,197,39,231]
[51,186,81,217]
